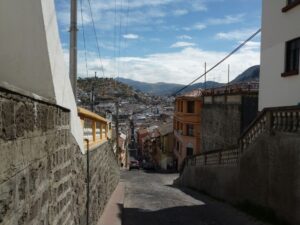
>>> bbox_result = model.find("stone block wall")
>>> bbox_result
[201,104,241,152]
[0,88,119,225]
[177,132,300,225]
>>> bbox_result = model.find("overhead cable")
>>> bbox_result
[171,28,261,96]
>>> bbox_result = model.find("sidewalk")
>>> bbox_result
[98,182,125,225]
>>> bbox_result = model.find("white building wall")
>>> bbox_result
[259,0,300,110]
[0,0,84,151]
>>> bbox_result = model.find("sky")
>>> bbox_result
[55,0,262,84]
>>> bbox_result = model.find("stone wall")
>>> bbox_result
[0,87,119,225]
[177,132,300,225]
[201,95,258,152]
[201,104,241,152]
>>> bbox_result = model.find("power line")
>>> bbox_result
[171,28,261,96]
[87,0,105,77]
[79,0,89,78]
[114,0,117,79]
[120,0,130,79]
[117,0,123,78]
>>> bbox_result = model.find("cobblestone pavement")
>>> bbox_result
[121,170,270,225]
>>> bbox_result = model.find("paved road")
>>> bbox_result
[121,170,269,225]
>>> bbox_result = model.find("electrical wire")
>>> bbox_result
[87,0,105,77]
[171,28,261,96]
[117,0,124,79]
[131,28,261,116]
[80,0,89,78]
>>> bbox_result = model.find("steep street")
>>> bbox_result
[122,170,268,225]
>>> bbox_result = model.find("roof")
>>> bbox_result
[158,123,173,136]
[119,133,127,140]
[177,89,203,99]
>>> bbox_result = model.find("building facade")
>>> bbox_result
[173,91,202,170]
[201,83,259,152]
[259,0,300,110]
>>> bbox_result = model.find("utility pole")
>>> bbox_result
[91,72,97,112]
[115,101,120,164]
[70,0,78,100]
[227,64,230,86]
[204,62,207,90]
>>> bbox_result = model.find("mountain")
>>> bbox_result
[117,65,260,96]
[116,78,183,96]
[116,78,222,96]
[231,65,260,83]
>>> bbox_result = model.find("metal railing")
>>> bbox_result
[202,81,259,96]
[78,107,112,150]
[186,106,300,168]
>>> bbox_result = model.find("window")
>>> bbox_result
[282,38,300,77]
[282,0,300,12]
[187,101,195,113]
[186,147,193,156]
[186,124,194,136]
[180,101,183,112]
[288,0,298,4]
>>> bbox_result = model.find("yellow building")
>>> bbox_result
[173,90,202,170]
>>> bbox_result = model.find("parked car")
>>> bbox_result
[129,159,140,170]
[142,161,155,171]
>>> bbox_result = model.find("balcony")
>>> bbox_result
[78,107,112,150]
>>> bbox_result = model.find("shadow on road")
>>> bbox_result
[122,204,215,225]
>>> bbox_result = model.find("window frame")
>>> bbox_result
[186,147,193,157]
[282,0,300,12]
[187,101,195,113]
[186,124,194,137]
[282,37,300,77]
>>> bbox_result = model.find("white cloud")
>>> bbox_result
[173,9,189,16]
[170,42,196,48]
[177,35,192,40]
[123,34,139,39]
[184,23,206,31]
[72,46,260,85]
[191,0,207,11]
[215,28,258,41]
[207,14,245,25]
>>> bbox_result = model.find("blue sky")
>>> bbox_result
[55,0,261,84]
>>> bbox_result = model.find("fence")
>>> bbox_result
[78,107,112,150]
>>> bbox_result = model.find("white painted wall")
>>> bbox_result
[259,0,300,110]
[0,0,84,151]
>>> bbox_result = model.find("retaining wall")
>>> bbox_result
[177,133,300,225]
[0,88,119,225]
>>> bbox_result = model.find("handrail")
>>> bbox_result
[239,105,300,150]
[78,107,107,123]
[240,105,300,140]
[78,107,112,150]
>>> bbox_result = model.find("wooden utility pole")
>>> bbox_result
[70,0,78,100]
[115,101,120,164]
[227,64,230,85]
[204,62,207,90]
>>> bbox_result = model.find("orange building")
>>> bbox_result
[173,90,202,170]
